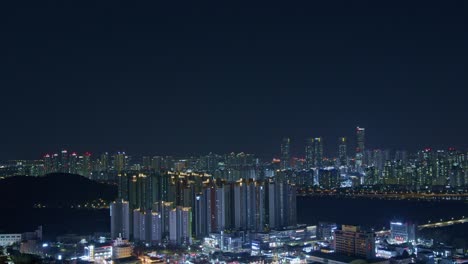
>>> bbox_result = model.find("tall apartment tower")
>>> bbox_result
[305,138,315,169]
[355,127,365,167]
[338,137,347,166]
[110,200,130,239]
[280,138,291,170]
[313,137,323,167]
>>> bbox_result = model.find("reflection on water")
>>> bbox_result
[0,198,466,240]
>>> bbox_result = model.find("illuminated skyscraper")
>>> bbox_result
[280,138,290,170]
[338,137,347,166]
[305,138,314,169]
[169,207,192,245]
[355,127,365,167]
[313,137,323,167]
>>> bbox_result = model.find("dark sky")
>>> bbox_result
[0,1,467,160]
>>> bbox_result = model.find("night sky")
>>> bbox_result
[1,1,467,160]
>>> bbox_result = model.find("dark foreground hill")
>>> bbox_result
[0,173,117,208]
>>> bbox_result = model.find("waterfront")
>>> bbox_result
[297,196,468,229]
[1,197,467,241]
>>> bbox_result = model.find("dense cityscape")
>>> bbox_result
[0,127,467,263]
[1,1,467,264]
[1,127,467,192]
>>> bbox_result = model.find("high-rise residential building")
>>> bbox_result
[52,153,59,172]
[132,209,144,242]
[69,152,78,174]
[334,225,375,259]
[159,201,174,239]
[194,193,207,238]
[305,138,315,169]
[111,172,297,245]
[313,137,323,167]
[390,221,416,244]
[318,168,340,189]
[43,154,52,174]
[81,152,93,178]
[338,137,347,166]
[355,127,365,167]
[395,150,408,164]
[142,156,151,170]
[151,156,163,171]
[372,149,384,171]
[169,207,192,245]
[150,211,162,244]
[266,181,297,229]
[114,152,127,172]
[280,138,290,170]
[100,152,109,172]
[60,150,68,173]
[215,185,227,232]
[110,200,130,239]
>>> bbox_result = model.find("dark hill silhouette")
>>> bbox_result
[0,173,117,208]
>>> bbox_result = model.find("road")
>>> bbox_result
[418,217,467,229]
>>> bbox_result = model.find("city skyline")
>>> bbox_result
[1,125,467,161]
[1,1,467,160]
[0,1,467,263]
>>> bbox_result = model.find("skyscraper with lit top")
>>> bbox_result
[338,137,347,166]
[313,137,323,167]
[280,138,290,170]
[355,127,365,168]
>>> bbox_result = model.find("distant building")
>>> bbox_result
[338,137,347,166]
[305,138,315,169]
[317,222,337,240]
[112,237,133,260]
[356,127,365,167]
[319,168,340,189]
[281,138,290,170]
[0,234,22,247]
[334,225,376,259]
[18,226,43,255]
[390,221,416,244]
[314,137,324,167]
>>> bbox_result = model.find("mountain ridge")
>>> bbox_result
[0,173,117,208]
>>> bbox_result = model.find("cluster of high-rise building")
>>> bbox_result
[277,127,467,189]
[110,170,297,246]
[0,126,466,191]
